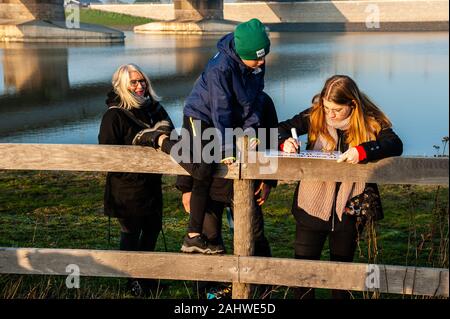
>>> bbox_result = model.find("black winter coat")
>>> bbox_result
[98,91,174,218]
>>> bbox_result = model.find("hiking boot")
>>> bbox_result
[208,237,227,254]
[210,243,226,255]
[180,235,224,254]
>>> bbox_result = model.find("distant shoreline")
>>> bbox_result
[78,7,153,30]
[90,0,449,32]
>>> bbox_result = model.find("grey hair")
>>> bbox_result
[111,63,160,110]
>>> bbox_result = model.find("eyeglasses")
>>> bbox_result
[129,79,147,87]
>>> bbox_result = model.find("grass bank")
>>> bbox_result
[76,8,153,30]
[0,170,448,299]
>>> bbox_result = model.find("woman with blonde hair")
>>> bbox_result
[278,75,403,299]
[98,63,174,296]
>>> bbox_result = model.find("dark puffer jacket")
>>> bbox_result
[98,90,174,218]
[184,32,266,148]
[176,91,279,204]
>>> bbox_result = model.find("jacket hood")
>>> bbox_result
[217,33,243,66]
[105,89,121,107]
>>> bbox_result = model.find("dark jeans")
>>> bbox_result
[201,183,272,258]
[118,214,162,252]
[179,115,216,234]
[293,207,360,299]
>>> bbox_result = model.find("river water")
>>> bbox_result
[0,31,448,156]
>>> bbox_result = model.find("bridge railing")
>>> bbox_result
[0,143,448,298]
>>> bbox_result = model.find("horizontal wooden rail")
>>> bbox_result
[239,256,449,297]
[244,153,449,185]
[0,144,448,185]
[1,143,448,298]
[0,248,447,297]
[0,143,238,179]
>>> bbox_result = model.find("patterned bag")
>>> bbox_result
[345,184,384,225]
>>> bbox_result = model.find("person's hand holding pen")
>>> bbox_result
[282,137,300,153]
[282,128,302,153]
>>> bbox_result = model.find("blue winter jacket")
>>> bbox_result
[184,33,265,145]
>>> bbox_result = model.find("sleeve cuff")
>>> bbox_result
[356,145,367,161]
[220,156,236,163]
[161,138,175,155]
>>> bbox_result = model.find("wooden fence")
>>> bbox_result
[0,143,448,299]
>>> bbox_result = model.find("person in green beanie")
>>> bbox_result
[234,18,270,69]
[168,18,276,255]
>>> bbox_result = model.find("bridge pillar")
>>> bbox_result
[174,0,223,21]
[135,0,236,34]
[2,45,70,98]
[0,0,124,42]
[0,0,65,21]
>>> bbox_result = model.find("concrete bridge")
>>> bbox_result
[0,0,224,21]
[0,0,236,40]
[1,1,449,41]
[100,0,449,33]
[135,0,238,34]
[0,0,124,42]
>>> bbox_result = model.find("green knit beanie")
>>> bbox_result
[234,18,270,60]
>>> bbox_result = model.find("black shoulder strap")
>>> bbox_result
[108,106,150,129]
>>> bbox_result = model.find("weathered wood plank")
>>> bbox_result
[0,248,447,297]
[0,144,238,179]
[0,248,238,283]
[0,144,447,185]
[238,256,449,297]
[244,153,449,185]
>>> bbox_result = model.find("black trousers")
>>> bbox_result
[184,115,215,234]
[201,184,272,258]
[118,214,162,252]
[161,115,215,234]
[293,207,360,299]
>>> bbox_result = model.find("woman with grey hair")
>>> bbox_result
[98,63,174,296]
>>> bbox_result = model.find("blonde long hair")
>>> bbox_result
[112,64,160,110]
[309,75,392,150]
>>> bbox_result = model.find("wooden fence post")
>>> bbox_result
[232,136,255,299]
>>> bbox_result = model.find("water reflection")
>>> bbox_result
[2,44,69,98]
[0,35,217,141]
[0,32,448,155]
